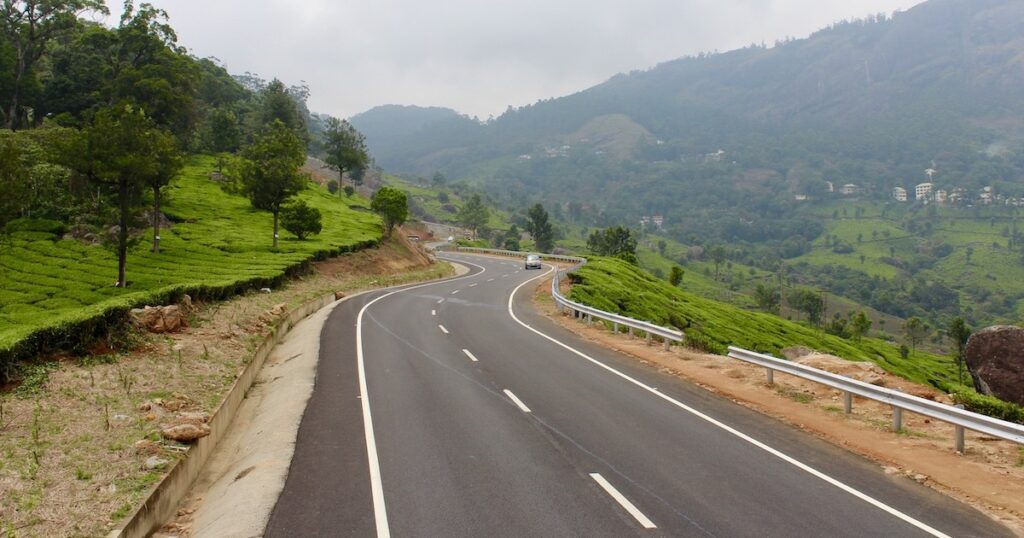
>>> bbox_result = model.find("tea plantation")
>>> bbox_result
[0,155,382,367]
[568,256,1023,421]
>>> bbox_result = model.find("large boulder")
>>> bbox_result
[130,305,187,333]
[964,325,1024,406]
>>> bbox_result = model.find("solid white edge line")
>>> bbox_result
[431,309,436,316]
[355,259,487,538]
[503,264,952,538]
[590,473,657,529]
[503,389,532,413]
[462,349,479,362]
[439,324,449,334]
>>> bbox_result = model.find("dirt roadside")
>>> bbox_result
[0,232,448,538]
[531,275,1024,535]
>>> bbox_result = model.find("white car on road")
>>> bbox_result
[524,254,542,270]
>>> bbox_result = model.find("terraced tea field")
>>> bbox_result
[0,155,382,361]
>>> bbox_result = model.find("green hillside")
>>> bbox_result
[567,256,1024,421]
[0,155,382,365]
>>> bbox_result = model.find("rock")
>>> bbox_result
[180,294,193,311]
[334,291,346,301]
[269,303,288,317]
[912,473,928,484]
[965,326,1024,405]
[139,402,152,411]
[144,456,169,470]
[781,346,814,360]
[177,411,210,424]
[260,287,272,293]
[130,305,188,333]
[134,439,162,455]
[161,423,211,443]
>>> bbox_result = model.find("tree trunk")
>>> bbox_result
[6,49,26,130]
[273,209,279,248]
[117,178,129,287]
[152,186,161,253]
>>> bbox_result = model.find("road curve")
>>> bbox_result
[265,252,1010,537]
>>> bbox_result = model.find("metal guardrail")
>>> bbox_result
[449,246,1024,452]
[452,247,684,348]
[728,346,1024,451]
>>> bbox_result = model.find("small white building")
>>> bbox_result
[935,189,948,204]
[841,183,858,196]
[980,186,994,205]
[652,215,664,228]
[893,187,907,202]
[915,182,934,201]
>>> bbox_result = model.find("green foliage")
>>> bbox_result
[587,226,637,263]
[0,155,382,381]
[343,185,355,197]
[525,203,554,253]
[280,200,322,240]
[947,317,971,385]
[326,179,339,194]
[753,283,780,314]
[786,288,823,325]
[239,120,307,247]
[370,186,408,237]
[951,391,1024,424]
[322,116,368,185]
[849,311,872,340]
[902,316,929,354]
[668,266,684,287]
[257,79,305,139]
[503,224,521,251]
[568,257,969,396]
[458,193,489,236]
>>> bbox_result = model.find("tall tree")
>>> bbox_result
[257,78,304,138]
[0,0,107,128]
[458,193,489,238]
[65,103,173,286]
[526,203,554,253]
[322,116,368,187]
[754,283,781,314]
[849,311,872,340]
[947,317,971,385]
[587,225,637,263]
[902,316,929,355]
[239,120,306,248]
[143,130,183,253]
[370,186,408,238]
[786,288,824,325]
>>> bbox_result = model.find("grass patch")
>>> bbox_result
[776,387,814,404]
[0,155,383,375]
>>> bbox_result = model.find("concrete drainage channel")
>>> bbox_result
[106,290,342,538]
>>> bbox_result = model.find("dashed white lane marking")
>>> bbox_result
[487,278,495,282]
[451,289,460,295]
[590,473,657,529]
[469,283,478,287]
[505,269,952,538]
[501,274,509,278]
[431,310,436,316]
[462,349,479,362]
[503,389,531,413]
[437,298,445,304]
[439,325,449,334]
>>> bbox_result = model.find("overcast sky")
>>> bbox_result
[105,0,922,120]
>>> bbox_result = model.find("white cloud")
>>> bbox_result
[107,0,922,119]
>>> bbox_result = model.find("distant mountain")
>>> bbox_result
[353,0,1024,222]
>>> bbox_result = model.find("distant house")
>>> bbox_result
[841,183,858,196]
[980,186,994,205]
[935,189,948,204]
[893,187,907,202]
[915,182,934,201]
[652,215,664,228]
[826,181,835,193]
[794,194,809,201]
[517,154,532,160]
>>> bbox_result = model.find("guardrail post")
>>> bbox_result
[955,425,965,453]
[587,314,593,326]
[663,338,670,351]
[645,332,652,346]
[766,368,774,386]
[843,391,852,414]
[628,327,634,339]
[613,322,619,333]
[892,406,903,432]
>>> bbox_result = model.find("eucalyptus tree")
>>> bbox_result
[239,120,306,248]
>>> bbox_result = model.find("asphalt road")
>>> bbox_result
[265,252,1011,537]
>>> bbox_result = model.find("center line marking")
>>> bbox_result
[487,278,495,282]
[590,473,656,529]
[469,283,477,287]
[451,289,460,295]
[438,324,449,334]
[462,349,479,362]
[437,298,444,304]
[503,389,531,413]
[431,310,436,316]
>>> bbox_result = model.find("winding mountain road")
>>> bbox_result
[265,252,1009,537]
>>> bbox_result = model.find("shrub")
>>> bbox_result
[327,179,339,194]
[5,218,66,236]
[281,200,323,240]
[343,185,355,197]
[951,391,1024,424]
